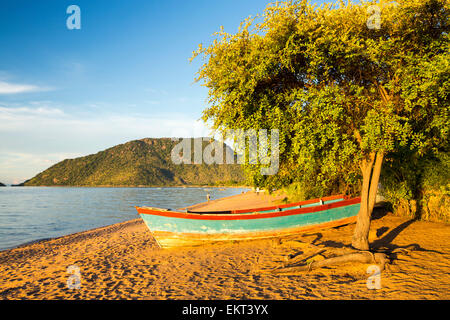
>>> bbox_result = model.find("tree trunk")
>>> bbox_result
[352,153,375,251]
[368,152,384,213]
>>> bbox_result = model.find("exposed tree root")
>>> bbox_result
[263,236,423,275]
[270,251,389,274]
[285,248,326,266]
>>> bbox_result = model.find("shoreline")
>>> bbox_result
[1,192,449,299]
[182,190,284,211]
[1,219,143,253]
[0,217,143,254]
[6,185,252,189]
[1,187,254,253]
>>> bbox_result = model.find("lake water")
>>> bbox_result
[0,186,249,251]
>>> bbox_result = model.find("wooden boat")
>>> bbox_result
[187,194,346,214]
[135,196,360,248]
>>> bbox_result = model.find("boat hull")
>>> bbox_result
[187,194,346,214]
[137,197,360,248]
[148,216,356,248]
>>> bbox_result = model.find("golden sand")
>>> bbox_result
[0,191,449,299]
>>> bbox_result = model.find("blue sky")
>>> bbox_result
[0,0,327,184]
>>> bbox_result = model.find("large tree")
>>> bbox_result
[193,0,449,250]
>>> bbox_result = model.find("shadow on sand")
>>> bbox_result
[295,208,443,264]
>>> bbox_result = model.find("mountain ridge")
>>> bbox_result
[22,138,245,187]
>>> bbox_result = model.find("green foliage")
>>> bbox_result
[381,150,450,222]
[276,181,323,203]
[192,0,449,198]
[23,138,245,187]
[420,152,450,222]
[422,153,450,193]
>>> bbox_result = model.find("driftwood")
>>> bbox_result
[265,231,422,275]
[286,248,326,266]
[271,251,388,274]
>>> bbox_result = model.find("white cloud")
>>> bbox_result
[0,81,53,94]
[0,105,208,137]
[0,105,211,184]
[0,151,83,185]
[145,88,168,96]
[0,106,64,117]
[177,97,189,103]
[143,100,161,105]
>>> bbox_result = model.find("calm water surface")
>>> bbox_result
[0,187,249,251]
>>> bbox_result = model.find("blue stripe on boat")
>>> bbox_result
[140,203,359,235]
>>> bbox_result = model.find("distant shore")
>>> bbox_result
[7,184,251,188]
[0,191,449,299]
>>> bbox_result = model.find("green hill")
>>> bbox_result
[22,138,245,187]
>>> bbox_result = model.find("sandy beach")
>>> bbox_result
[0,191,449,300]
